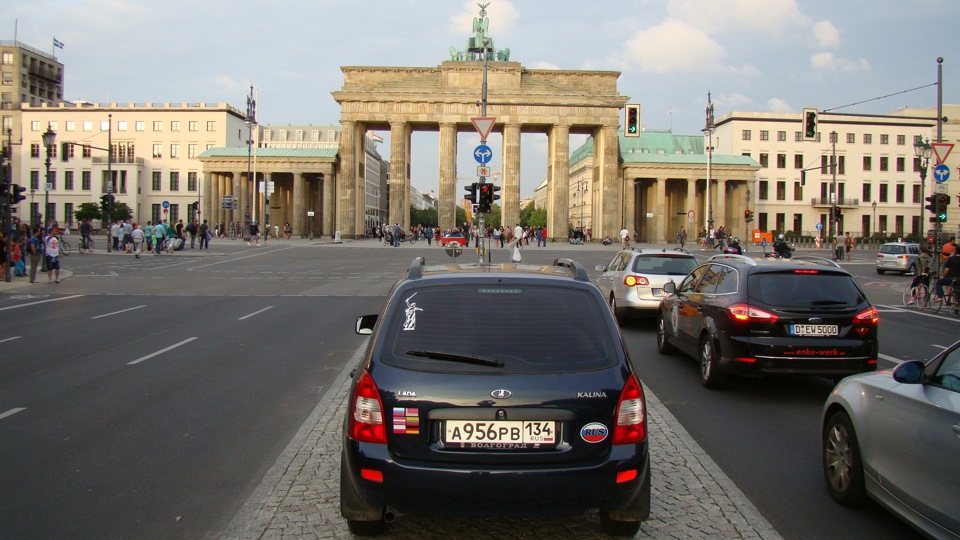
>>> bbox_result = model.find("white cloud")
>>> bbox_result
[214,75,240,92]
[713,92,753,110]
[449,1,520,36]
[767,98,792,112]
[623,19,726,73]
[667,0,805,36]
[812,20,841,48]
[528,61,561,70]
[810,52,870,72]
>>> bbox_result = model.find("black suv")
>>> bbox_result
[656,254,879,388]
[341,258,650,536]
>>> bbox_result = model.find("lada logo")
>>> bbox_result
[490,389,512,399]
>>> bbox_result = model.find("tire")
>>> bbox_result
[59,240,71,256]
[599,512,642,537]
[928,290,944,313]
[347,518,385,536]
[876,268,884,275]
[902,285,918,307]
[609,294,625,324]
[823,411,867,506]
[87,238,94,252]
[699,335,726,389]
[656,313,675,354]
[916,285,931,311]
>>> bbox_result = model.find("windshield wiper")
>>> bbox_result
[809,299,847,306]
[406,350,504,368]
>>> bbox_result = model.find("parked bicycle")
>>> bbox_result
[78,236,95,254]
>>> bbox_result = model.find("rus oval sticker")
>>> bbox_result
[580,422,609,443]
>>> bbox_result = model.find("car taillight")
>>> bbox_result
[726,303,779,323]
[349,371,387,444]
[624,275,649,287]
[853,306,879,325]
[612,374,646,445]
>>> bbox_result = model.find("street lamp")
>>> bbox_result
[41,123,56,271]
[703,92,715,231]
[914,138,932,233]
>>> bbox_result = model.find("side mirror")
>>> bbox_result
[355,314,378,335]
[663,281,676,294]
[892,360,924,384]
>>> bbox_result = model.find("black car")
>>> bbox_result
[341,257,650,536]
[656,254,879,388]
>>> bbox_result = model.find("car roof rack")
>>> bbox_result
[408,256,425,279]
[707,253,757,265]
[552,258,590,281]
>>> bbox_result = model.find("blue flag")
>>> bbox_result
[54,38,64,49]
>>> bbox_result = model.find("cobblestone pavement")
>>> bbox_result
[222,348,782,540]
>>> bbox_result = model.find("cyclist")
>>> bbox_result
[906,245,933,305]
[934,249,960,302]
[79,219,93,251]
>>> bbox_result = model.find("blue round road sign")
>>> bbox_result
[816,223,823,231]
[934,163,950,184]
[473,144,493,164]
[162,200,170,209]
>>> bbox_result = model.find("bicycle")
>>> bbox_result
[927,277,960,315]
[58,237,72,256]
[903,273,930,309]
[78,236,95,254]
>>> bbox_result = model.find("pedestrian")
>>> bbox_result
[28,228,42,283]
[154,221,166,255]
[535,227,542,247]
[541,226,548,246]
[248,220,261,247]
[392,223,401,247]
[44,231,61,283]
[187,219,198,249]
[620,226,630,248]
[677,226,687,249]
[110,220,121,252]
[199,220,210,249]
[144,220,154,253]
[510,236,523,263]
[131,223,145,258]
[284,222,292,240]
[844,232,853,261]
[12,238,25,277]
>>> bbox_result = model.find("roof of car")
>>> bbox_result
[405,257,590,282]
[706,254,846,271]
[624,247,695,257]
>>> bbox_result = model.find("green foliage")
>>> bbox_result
[410,205,438,227]
[455,205,467,227]
[74,202,102,222]
[524,203,547,229]
[104,202,133,223]
[484,204,501,227]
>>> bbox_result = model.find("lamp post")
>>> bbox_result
[914,138,932,235]
[41,123,56,271]
[703,92,715,232]
[872,201,877,240]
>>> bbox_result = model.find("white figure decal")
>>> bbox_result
[402,292,423,331]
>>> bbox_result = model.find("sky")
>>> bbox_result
[5,0,958,198]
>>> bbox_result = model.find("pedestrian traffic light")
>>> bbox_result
[936,194,950,222]
[11,184,26,203]
[925,194,939,215]
[802,108,818,141]
[624,104,640,138]
[464,182,478,204]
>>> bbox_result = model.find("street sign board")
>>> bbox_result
[473,144,492,164]
[44,183,52,192]
[932,142,954,164]
[477,165,491,177]
[935,183,948,194]
[162,200,170,209]
[471,117,496,140]
[816,223,823,231]
[934,163,950,183]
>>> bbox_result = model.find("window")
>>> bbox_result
[295,130,304,141]
[896,157,905,172]
[152,143,162,158]
[863,156,872,171]
[30,170,39,190]
[117,121,128,131]
[794,182,803,201]
[31,120,40,131]
[776,154,786,168]
[100,120,109,131]
[83,121,93,131]
[794,131,802,142]
[758,180,769,200]
[263,129,271,141]
[880,134,889,145]
[279,130,287,142]
[895,184,905,203]
[82,145,91,158]
[153,120,162,131]
[64,203,73,226]
[759,153,769,168]
[863,134,872,144]
[188,121,197,132]
[759,130,769,141]
[152,171,161,190]
[862,183,872,203]
[169,171,180,191]
[312,130,319,141]
[64,170,74,190]
[135,121,145,131]
[188,143,197,159]
[880,157,888,172]
[776,181,786,200]
[188,172,198,191]
[82,170,91,191]
[1,52,11,64]
[777,131,787,142]
[30,143,40,158]
[206,120,215,131]
[48,170,57,190]
[171,121,180,132]
[846,133,855,144]
[897,134,906,145]
[829,132,838,143]
[65,121,75,131]
[913,157,922,172]
[742,130,751,141]
[838,156,845,175]
[170,144,179,158]
[794,154,803,169]
[879,183,888,203]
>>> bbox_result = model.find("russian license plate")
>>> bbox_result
[444,420,556,449]
[789,324,838,336]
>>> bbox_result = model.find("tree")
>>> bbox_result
[519,201,547,229]
[74,202,102,223]
[409,205,438,228]
[104,202,133,224]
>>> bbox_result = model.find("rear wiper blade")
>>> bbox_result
[406,350,505,368]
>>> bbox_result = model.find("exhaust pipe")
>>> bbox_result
[383,508,399,523]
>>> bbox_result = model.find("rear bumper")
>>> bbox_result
[718,334,877,376]
[341,440,651,520]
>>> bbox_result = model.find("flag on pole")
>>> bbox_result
[367,132,384,143]
[53,38,65,49]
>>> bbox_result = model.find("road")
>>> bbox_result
[0,238,948,538]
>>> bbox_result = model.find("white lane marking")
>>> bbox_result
[92,305,147,319]
[0,336,21,344]
[0,295,84,312]
[0,408,26,421]
[187,247,294,270]
[878,353,903,365]
[128,337,198,365]
[238,306,274,320]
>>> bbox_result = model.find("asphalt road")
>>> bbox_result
[0,239,949,538]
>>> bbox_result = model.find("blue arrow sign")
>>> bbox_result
[816,223,823,231]
[474,144,493,164]
[934,163,950,184]
[162,200,170,209]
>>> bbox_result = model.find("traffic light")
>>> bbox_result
[477,183,493,213]
[464,183,478,205]
[835,206,842,219]
[925,194,938,215]
[828,207,835,222]
[0,183,8,200]
[192,201,199,210]
[624,104,640,138]
[11,184,26,203]
[802,108,818,141]
[743,210,753,223]
[936,194,950,222]
[491,184,501,204]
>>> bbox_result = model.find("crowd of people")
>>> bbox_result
[368,223,551,250]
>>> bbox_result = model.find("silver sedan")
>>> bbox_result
[821,345,960,539]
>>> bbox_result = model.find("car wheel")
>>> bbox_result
[823,411,866,506]
[656,313,675,354]
[599,512,642,537]
[347,518,386,536]
[876,268,885,275]
[699,335,726,389]
[609,294,624,323]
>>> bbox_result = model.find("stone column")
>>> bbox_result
[338,121,357,238]
[502,123,521,229]
[595,125,620,242]
[201,171,212,229]
[323,169,335,237]
[389,121,408,230]
[622,170,635,241]
[717,178,727,229]
[293,171,306,237]
[438,122,457,230]
[208,172,219,227]
[686,176,696,228]
[655,178,667,243]
[547,124,569,242]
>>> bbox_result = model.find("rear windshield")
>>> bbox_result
[748,272,866,308]
[880,245,909,255]
[632,256,698,275]
[381,284,618,373]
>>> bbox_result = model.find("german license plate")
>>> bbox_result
[652,288,664,296]
[444,420,556,449]
[789,324,838,336]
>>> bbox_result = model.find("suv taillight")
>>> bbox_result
[348,371,387,444]
[853,306,879,325]
[612,374,646,445]
[726,303,779,323]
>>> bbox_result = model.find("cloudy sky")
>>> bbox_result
[6,0,957,197]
